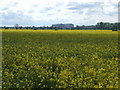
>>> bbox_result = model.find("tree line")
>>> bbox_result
[1,22,120,30]
[76,22,119,30]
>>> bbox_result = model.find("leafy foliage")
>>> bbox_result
[2,30,118,88]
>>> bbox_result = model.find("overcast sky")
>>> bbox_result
[0,0,119,26]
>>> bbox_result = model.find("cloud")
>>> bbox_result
[1,8,8,10]
[67,2,103,10]
[0,0,119,26]
[2,11,33,25]
[40,7,54,13]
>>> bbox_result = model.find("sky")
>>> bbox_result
[0,0,119,26]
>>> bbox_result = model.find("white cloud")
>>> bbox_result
[0,0,119,26]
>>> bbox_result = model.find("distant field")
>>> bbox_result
[2,30,118,88]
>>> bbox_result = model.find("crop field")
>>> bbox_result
[2,30,118,88]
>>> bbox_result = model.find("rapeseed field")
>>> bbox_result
[2,30,118,88]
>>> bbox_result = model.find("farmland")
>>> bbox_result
[2,30,118,88]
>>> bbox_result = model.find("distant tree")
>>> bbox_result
[54,27,58,31]
[39,26,42,29]
[118,23,120,30]
[19,26,23,29]
[76,25,80,29]
[111,23,118,31]
[14,24,19,30]
[4,26,8,29]
[42,26,46,29]
[50,26,54,29]
[81,25,85,29]
[32,26,35,29]
[96,22,102,29]
[114,23,118,30]
[25,27,29,29]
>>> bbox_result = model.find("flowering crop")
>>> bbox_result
[2,30,118,88]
